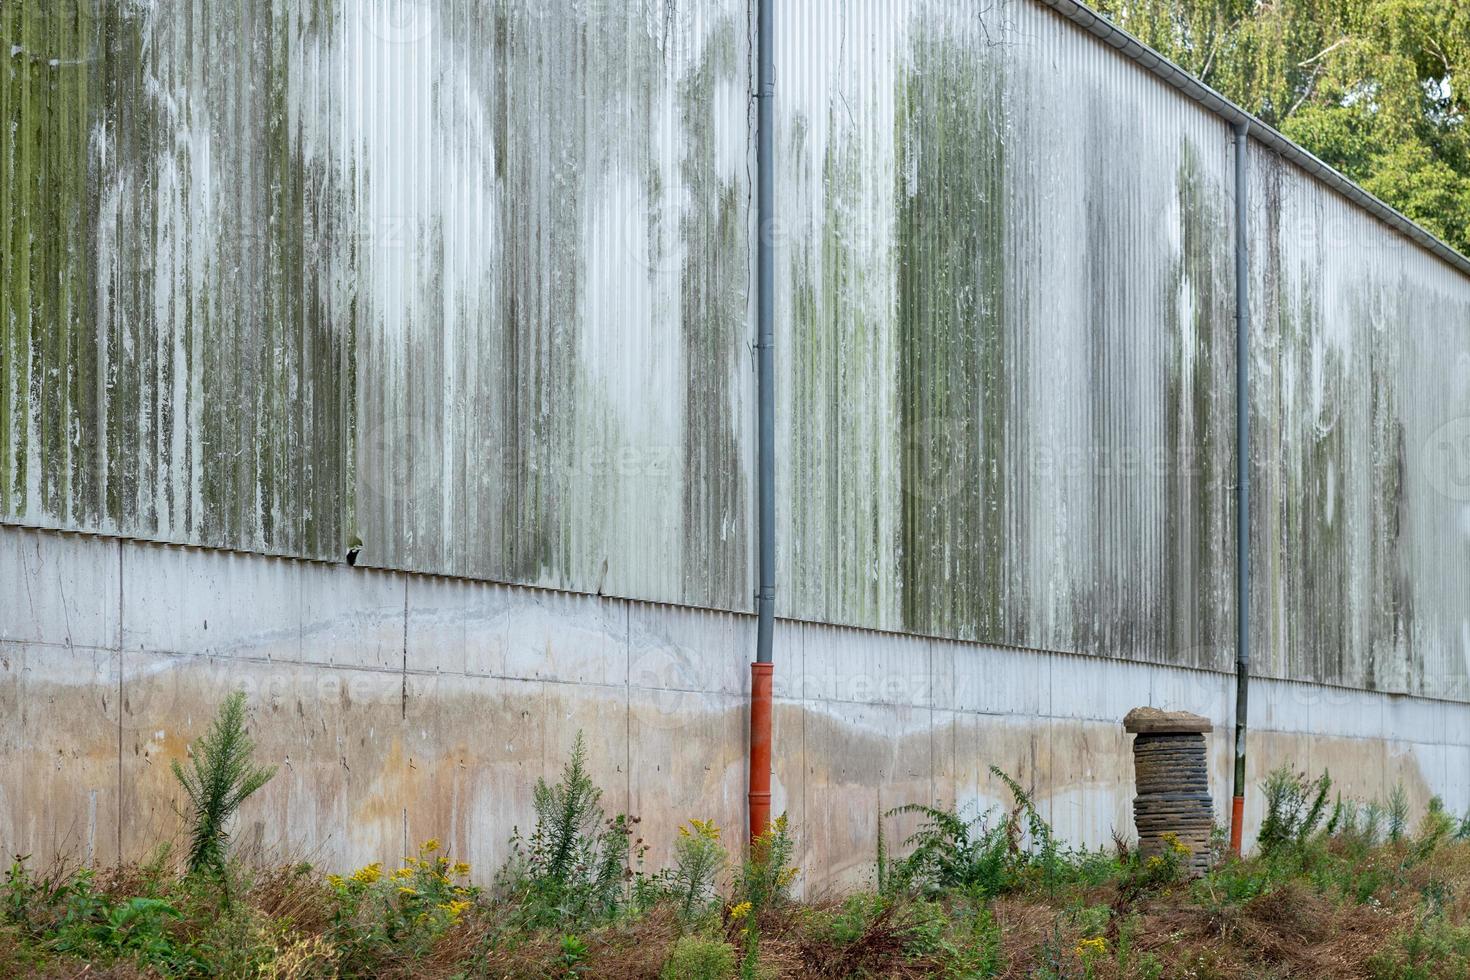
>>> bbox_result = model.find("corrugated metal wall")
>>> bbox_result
[777,0,1236,672]
[1,0,357,557]
[4,0,1469,697]
[1248,147,1470,700]
[0,0,754,608]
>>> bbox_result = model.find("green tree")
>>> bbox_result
[1094,0,1470,253]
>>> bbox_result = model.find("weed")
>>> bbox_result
[668,819,727,929]
[171,691,277,877]
[737,813,797,914]
[1389,783,1412,843]
[890,767,1114,900]
[557,933,589,975]
[733,813,796,979]
[662,935,737,980]
[500,732,643,929]
[1258,766,1331,862]
[50,896,185,972]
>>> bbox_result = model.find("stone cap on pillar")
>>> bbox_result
[1124,706,1213,735]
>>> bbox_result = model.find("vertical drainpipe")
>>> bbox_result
[1229,119,1251,858]
[749,0,776,844]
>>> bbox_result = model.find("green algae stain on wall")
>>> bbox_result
[2,0,355,557]
[895,24,1007,639]
[676,13,749,609]
[1,1,99,526]
[1161,140,1234,668]
[784,93,903,629]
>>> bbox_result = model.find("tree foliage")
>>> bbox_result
[1094,0,1470,253]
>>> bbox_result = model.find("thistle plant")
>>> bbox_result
[171,691,277,875]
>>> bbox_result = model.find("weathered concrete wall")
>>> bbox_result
[4,523,1467,889]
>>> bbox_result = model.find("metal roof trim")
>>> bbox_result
[1034,0,1470,280]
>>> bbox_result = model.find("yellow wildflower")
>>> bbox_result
[686,818,721,841]
[422,838,441,853]
[398,886,418,896]
[392,867,413,880]
[438,899,472,918]
[452,861,471,877]
[326,874,345,889]
[729,901,753,920]
[1162,832,1192,858]
[1076,937,1109,958]
[349,862,383,885]
[778,866,799,887]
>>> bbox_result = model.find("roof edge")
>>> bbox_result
[1034,0,1470,280]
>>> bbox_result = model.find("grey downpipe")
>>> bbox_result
[1229,120,1250,856]
[748,0,776,842]
[755,0,775,666]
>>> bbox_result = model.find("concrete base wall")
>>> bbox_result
[3,523,1466,891]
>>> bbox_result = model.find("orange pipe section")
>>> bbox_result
[1229,795,1245,858]
[748,663,774,841]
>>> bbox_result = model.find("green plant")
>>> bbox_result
[875,810,891,896]
[888,766,1074,898]
[499,732,642,928]
[1389,783,1411,843]
[1413,798,1456,864]
[734,814,797,980]
[324,841,477,971]
[2,857,39,929]
[1258,767,1331,861]
[737,813,797,913]
[558,933,589,976]
[1119,835,1189,897]
[662,935,737,980]
[171,690,277,875]
[816,892,889,946]
[1456,807,1470,841]
[51,896,185,971]
[1367,909,1470,979]
[669,819,727,928]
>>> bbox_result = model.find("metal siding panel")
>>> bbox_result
[4,0,1470,698]
[0,0,753,611]
[1248,143,1470,701]
[777,0,1236,671]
